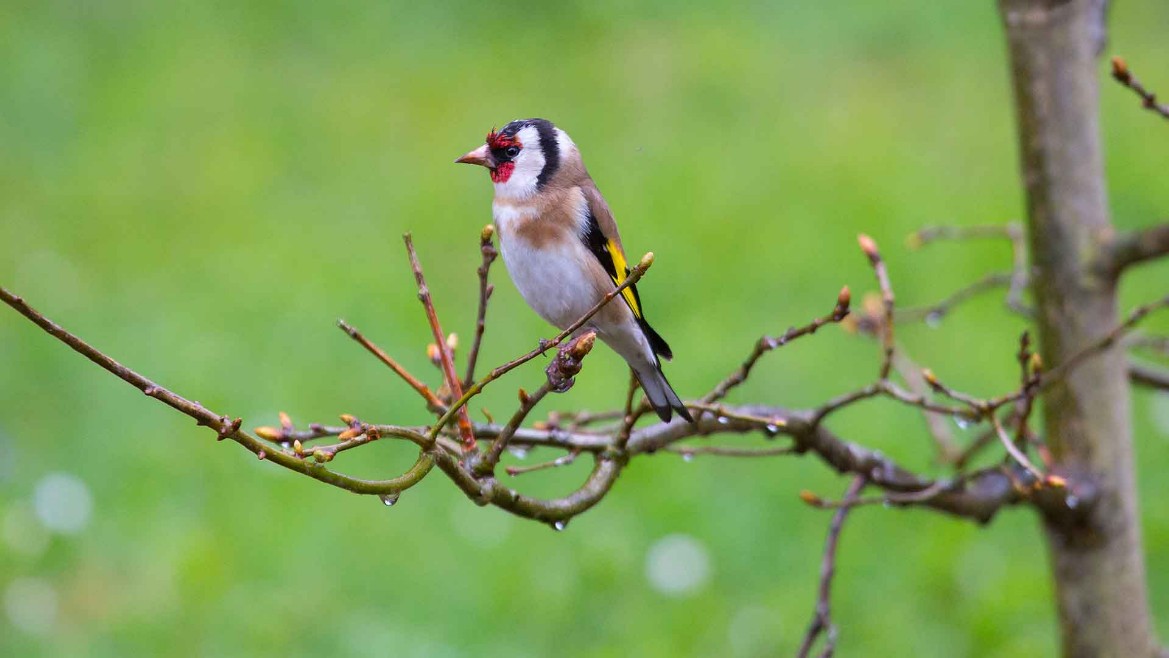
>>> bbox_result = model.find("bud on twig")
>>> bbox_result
[857,233,880,263]
[446,333,459,351]
[1029,353,1044,374]
[799,490,823,506]
[566,332,596,360]
[638,252,655,270]
[837,285,851,310]
[545,332,597,393]
[279,411,293,430]
[338,428,362,441]
[254,426,283,441]
[1111,56,1130,83]
[426,343,441,365]
[340,413,357,425]
[480,224,495,242]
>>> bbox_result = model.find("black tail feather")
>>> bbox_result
[638,317,673,361]
[637,363,692,424]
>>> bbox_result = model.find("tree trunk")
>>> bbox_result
[997,0,1158,655]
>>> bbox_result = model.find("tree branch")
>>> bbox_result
[1110,56,1169,121]
[1130,361,1169,391]
[797,475,866,658]
[1100,223,1169,277]
[404,233,476,452]
[3,229,1164,531]
[905,222,1031,318]
[700,286,850,405]
[337,320,446,413]
[463,225,498,389]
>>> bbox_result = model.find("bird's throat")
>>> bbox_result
[490,162,515,184]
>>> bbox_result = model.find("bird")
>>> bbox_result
[455,118,691,423]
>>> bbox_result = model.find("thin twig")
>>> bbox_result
[890,350,960,460]
[1013,332,1041,448]
[858,235,895,380]
[338,320,446,413]
[896,272,1012,324]
[702,286,850,405]
[667,445,796,459]
[686,403,790,431]
[0,286,435,496]
[800,479,950,510]
[991,414,1044,481]
[482,383,553,473]
[404,233,476,452]
[1130,334,1169,358]
[906,222,1031,317]
[908,224,1022,246]
[506,451,581,476]
[952,423,1003,471]
[921,368,989,413]
[1130,361,1169,391]
[797,475,866,658]
[1005,225,1031,317]
[1111,56,1169,121]
[614,369,643,450]
[463,225,499,389]
[1039,295,1169,391]
[562,408,628,429]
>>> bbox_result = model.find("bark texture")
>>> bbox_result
[998,0,1157,655]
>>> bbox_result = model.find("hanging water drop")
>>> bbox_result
[765,424,780,434]
[378,493,400,507]
[953,416,971,430]
[552,520,567,532]
[1066,495,1079,509]
[508,446,529,459]
[925,311,943,329]
[717,416,729,425]
[682,452,695,463]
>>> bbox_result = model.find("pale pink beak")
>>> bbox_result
[455,144,495,168]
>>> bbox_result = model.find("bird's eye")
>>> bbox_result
[505,146,520,158]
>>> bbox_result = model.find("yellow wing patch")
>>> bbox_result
[607,238,642,319]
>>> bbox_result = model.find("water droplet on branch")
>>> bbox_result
[378,493,400,507]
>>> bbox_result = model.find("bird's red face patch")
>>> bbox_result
[485,129,522,184]
[490,161,515,183]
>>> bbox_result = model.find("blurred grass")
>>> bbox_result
[2,1,1168,655]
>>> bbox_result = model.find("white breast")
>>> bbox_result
[492,196,599,330]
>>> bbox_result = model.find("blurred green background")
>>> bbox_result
[2,1,1168,655]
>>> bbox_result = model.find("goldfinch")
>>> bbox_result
[456,118,691,423]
